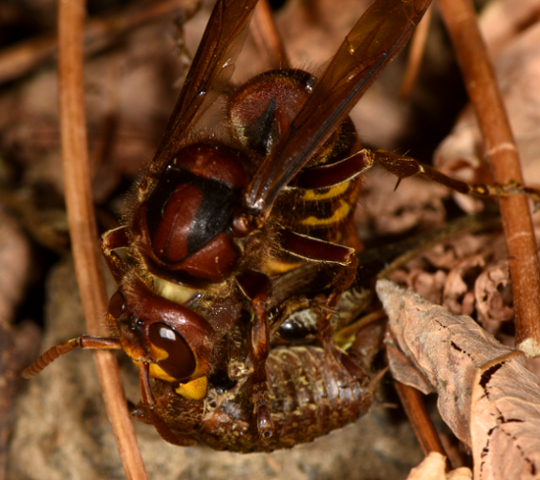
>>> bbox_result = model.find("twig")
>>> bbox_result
[437,0,540,355]
[57,1,148,479]
[393,381,449,465]
[399,4,432,98]
[250,0,290,69]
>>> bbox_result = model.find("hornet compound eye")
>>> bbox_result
[148,323,196,382]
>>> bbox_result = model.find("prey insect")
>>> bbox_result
[23,0,539,452]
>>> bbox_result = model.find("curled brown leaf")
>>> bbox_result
[378,279,540,479]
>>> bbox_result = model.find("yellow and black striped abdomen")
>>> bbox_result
[271,175,362,243]
[270,117,367,244]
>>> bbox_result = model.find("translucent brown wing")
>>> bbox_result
[245,0,432,218]
[149,0,259,175]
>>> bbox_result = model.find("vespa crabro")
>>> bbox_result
[22,0,539,456]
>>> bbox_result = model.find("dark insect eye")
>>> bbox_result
[108,291,126,318]
[148,323,196,381]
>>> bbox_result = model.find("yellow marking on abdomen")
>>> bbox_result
[302,181,350,201]
[301,200,351,227]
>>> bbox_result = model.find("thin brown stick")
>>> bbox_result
[0,0,186,85]
[394,381,449,463]
[250,0,290,69]
[399,4,432,98]
[57,1,148,479]
[437,0,540,355]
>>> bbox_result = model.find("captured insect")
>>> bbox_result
[23,0,539,453]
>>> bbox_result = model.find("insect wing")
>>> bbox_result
[149,0,259,175]
[245,0,433,218]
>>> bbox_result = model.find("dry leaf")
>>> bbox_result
[443,254,485,317]
[447,467,474,480]
[0,211,38,480]
[471,353,540,480]
[0,211,31,327]
[386,335,436,395]
[354,166,448,237]
[387,232,490,320]
[479,0,540,57]
[405,452,472,480]
[386,224,540,342]
[474,259,514,333]
[378,279,540,480]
